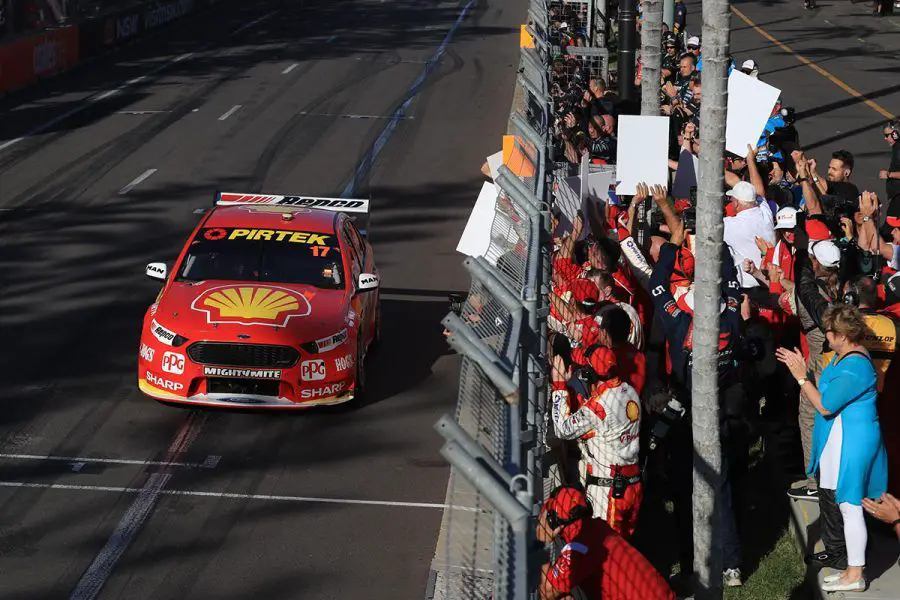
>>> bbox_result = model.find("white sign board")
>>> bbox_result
[615,115,670,196]
[486,151,503,181]
[456,182,500,258]
[725,70,781,156]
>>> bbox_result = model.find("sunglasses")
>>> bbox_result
[886,132,895,138]
[687,45,699,50]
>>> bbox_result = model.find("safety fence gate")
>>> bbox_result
[429,0,553,598]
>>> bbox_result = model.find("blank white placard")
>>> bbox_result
[726,70,781,156]
[486,151,503,180]
[615,115,670,196]
[456,182,500,258]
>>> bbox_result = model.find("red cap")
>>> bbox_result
[886,216,900,229]
[589,346,618,378]
[676,247,695,280]
[673,198,692,213]
[805,219,834,241]
[543,486,590,524]
[572,279,600,305]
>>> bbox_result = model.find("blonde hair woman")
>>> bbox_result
[777,304,888,592]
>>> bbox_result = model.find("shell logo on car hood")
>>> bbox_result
[191,285,312,327]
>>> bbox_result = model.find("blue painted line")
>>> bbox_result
[340,0,476,198]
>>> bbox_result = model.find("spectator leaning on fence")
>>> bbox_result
[777,304,888,593]
[536,486,675,600]
[550,348,643,538]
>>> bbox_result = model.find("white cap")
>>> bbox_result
[687,36,700,47]
[741,59,759,77]
[810,240,841,268]
[775,206,798,230]
[725,181,756,204]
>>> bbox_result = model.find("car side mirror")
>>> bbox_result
[146,262,168,282]
[357,272,379,292]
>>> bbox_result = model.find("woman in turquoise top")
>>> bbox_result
[778,304,888,594]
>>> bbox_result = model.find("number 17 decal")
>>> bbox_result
[311,246,331,257]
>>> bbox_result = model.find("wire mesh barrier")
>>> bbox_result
[430,0,551,598]
[430,0,641,597]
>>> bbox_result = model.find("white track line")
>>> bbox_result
[68,414,206,600]
[0,481,482,511]
[118,168,158,194]
[218,104,242,121]
[231,9,279,35]
[299,111,413,120]
[282,63,299,74]
[0,453,210,470]
[0,53,192,154]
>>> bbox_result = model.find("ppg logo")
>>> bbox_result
[301,359,326,381]
[161,351,185,375]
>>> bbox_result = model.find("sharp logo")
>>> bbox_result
[301,382,345,399]
[300,360,326,381]
[139,343,155,362]
[146,371,184,392]
[162,351,185,375]
[150,319,177,346]
[334,355,354,372]
[203,367,282,379]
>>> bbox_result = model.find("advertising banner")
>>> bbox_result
[0,26,79,94]
[79,0,198,60]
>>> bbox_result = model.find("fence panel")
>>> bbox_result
[432,0,552,598]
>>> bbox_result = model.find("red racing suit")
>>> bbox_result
[551,380,642,537]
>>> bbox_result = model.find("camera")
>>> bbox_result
[648,398,685,451]
[820,193,859,220]
[448,293,467,315]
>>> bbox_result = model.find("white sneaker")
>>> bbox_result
[822,577,866,593]
[723,568,742,587]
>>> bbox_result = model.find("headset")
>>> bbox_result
[544,485,593,530]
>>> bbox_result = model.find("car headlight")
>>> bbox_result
[300,328,348,354]
[149,318,189,348]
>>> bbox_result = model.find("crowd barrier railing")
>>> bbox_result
[432,0,553,597]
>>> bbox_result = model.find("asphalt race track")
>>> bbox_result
[0,0,522,597]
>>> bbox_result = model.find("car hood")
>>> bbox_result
[153,280,349,344]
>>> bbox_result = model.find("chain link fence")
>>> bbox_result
[430,0,552,598]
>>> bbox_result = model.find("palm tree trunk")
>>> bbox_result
[693,0,730,597]
[640,0,662,116]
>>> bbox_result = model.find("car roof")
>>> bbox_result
[203,205,340,233]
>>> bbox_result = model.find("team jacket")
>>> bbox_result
[551,381,641,472]
[648,243,744,394]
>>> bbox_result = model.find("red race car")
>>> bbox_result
[138,192,380,409]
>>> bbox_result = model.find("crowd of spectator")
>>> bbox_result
[536,5,900,598]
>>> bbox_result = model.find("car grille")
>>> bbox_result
[207,378,280,396]
[187,342,299,368]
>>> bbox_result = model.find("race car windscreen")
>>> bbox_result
[176,227,345,289]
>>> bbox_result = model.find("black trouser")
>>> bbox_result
[819,487,848,569]
[669,401,743,574]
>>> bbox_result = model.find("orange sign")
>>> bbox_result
[192,285,312,327]
[0,26,79,94]
[502,135,537,178]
